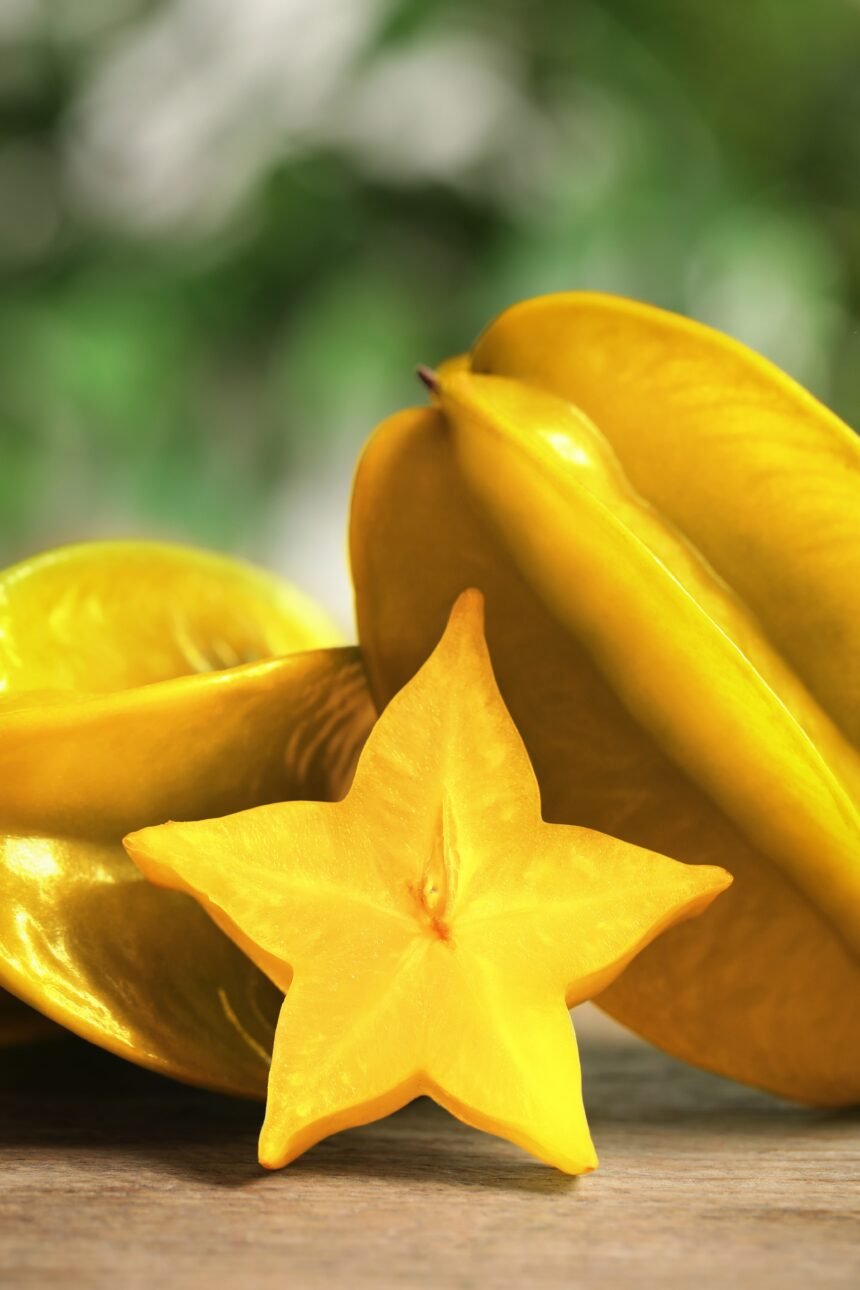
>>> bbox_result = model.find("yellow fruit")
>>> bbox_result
[0,541,375,1094]
[350,293,860,1105]
[126,592,728,1172]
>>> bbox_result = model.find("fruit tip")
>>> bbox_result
[448,587,486,633]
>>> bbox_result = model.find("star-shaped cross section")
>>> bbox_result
[125,591,730,1173]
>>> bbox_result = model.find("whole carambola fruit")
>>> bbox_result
[0,541,374,1093]
[350,292,860,1105]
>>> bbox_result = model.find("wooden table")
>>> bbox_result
[1,1006,857,1288]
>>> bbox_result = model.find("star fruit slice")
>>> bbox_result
[349,295,860,1105]
[125,591,730,1173]
[0,541,375,1094]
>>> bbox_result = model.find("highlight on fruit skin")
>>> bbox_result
[125,590,730,1174]
[350,290,860,1107]
[0,540,376,1094]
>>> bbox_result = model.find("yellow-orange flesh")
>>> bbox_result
[126,592,728,1173]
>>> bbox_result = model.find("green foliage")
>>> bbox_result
[0,0,857,607]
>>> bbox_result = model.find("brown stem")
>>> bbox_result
[416,365,440,394]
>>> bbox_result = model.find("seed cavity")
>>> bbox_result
[408,796,459,943]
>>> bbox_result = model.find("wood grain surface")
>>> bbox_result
[1,1005,858,1289]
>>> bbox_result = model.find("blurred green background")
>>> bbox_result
[1,0,858,629]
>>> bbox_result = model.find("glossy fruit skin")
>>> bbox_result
[0,541,375,1095]
[350,293,860,1106]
